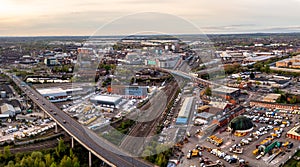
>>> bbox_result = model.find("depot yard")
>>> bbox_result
[176,106,300,167]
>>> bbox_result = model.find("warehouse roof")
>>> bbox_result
[213,86,239,94]
[178,97,194,118]
[90,95,122,104]
[0,103,15,114]
[209,101,230,110]
[37,87,67,97]
[262,93,281,103]
[197,112,214,119]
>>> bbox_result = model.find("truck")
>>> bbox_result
[283,141,289,147]
[253,149,259,155]
[207,135,223,146]
[191,149,200,157]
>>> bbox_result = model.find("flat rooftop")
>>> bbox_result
[90,95,122,103]
[37,87,67,96]
[178,97,194,118]
[245,55,275,62]
[213,86,239,94]
[262,93,281,102]
[197,112,214,119]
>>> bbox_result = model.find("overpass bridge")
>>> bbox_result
[167,69,220,87]
[7,73,153,167]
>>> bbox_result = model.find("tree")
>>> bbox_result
[59,155,72,167]
[297,161,300,167]
[31,151,43,161]
[38,161,45,167]
[44,154,53,167]
[205,87,212,96]
[237,77,242,83]
[73,161,80,167]
[69,149,74,159]
[265,65,271,73]
[14,153,23,165]
[56,139,66,157]
[5,161,15,167]
[4,146,11,160]
[250,72,255,79]
[290,96,297,104]
[33,158,40,167]
[49,162,57,167]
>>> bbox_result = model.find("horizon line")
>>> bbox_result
[0,31,300,38]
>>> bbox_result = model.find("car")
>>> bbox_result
[63,120,66,124]
[187,150,191,159]
[53,112,57,115]
[224,155,231,161]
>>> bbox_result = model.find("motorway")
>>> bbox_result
[6,72,153,167]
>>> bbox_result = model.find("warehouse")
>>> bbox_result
[196,112,214,121]
[212,86,240,100]
[37,87,83,102]
[37,87,68,102]
[110,85,148,99]
[176,97,194,125]
[90,95,122,107]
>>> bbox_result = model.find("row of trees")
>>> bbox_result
[142,142,173,167]
[102,119,135,145]
[0,139,80,167]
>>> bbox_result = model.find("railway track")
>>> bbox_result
[119,80,179,155]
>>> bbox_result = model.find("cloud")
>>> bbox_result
[0,0,300,36]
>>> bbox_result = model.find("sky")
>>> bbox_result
[0,0,300,36]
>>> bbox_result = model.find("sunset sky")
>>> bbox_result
[1,0,300,36]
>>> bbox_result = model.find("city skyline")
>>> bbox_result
[1,0,300,36]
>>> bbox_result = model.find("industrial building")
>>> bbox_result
[90,95,122,107]
[262,94,281,103]
[176,97,194,125]
[0,85,14,98]
[276,55,300,69]
[44,57,60,66]
[209,101,232,114]
[0,103,16,117]
[37,87,83,102]
[212,86,240,100]
[111,85,148,99]
[144,56,180,69]
[196,112,214,121]
[243,55,275,63]
[37,87,68,102]
[249,77,291,89]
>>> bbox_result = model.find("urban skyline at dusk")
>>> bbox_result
[1,0,300,36]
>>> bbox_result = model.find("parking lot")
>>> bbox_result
[174,106,300,167]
